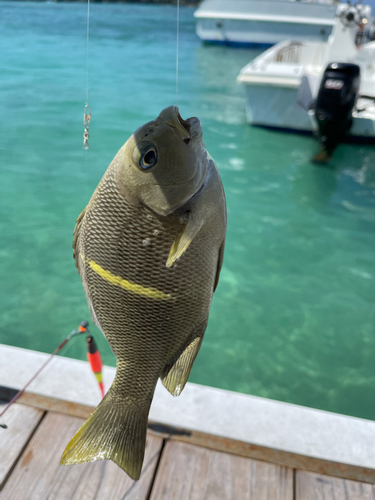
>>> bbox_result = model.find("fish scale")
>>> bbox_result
[61,106,226,480]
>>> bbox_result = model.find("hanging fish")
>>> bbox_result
[86,333,105,398]
[60,106,227,480]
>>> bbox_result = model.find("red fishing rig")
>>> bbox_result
[0,321,104,418]
[86,333,105,398]
[78,321,105,399]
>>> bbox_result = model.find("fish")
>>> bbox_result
[60,105,227,480]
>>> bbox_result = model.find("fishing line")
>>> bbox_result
[83,0,91,150]
[0,325,88,418]
[176,0,180,98]
[86,0,90,107]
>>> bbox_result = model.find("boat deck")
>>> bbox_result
[1,400,375,500]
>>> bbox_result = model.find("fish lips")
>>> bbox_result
[159,106,202,143]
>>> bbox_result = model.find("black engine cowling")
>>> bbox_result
[315,63,360,156]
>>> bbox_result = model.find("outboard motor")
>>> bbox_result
[313,63,360,162]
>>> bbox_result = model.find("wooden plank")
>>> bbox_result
[296,470,375,500]
[0,403,44,490]
[18,392,375,485]
[18,391,95,420]
[150,440,293,500]
[1,411,163,500]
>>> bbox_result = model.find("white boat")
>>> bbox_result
[194,0,342,47]
[237,3,375,156]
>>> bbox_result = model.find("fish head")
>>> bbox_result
[120,106,208,216]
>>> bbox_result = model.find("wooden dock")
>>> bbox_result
[1,399,375,500]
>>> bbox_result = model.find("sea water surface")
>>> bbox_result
[1,1,375,420]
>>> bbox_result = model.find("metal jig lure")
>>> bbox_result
[83,105,91,149]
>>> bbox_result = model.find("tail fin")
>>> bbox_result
[60,388,149,480]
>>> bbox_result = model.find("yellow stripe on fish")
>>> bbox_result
[88,258,174,301]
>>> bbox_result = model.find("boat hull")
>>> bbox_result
[243,84,313,131]
[243,84,375,141]
[194,0,338,46]
[196,18,333,47]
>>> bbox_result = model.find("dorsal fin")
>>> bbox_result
[72,207,86,270]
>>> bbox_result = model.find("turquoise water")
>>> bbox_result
[1,1,375,420]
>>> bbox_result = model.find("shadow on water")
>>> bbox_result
[289,139,375,215]
[291,156,339,211]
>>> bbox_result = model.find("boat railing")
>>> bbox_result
[274,43,302,64]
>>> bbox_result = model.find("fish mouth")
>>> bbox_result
[176,109,201,141]
[159,106,202,142]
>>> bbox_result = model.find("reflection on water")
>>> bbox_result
[1,2,375,420]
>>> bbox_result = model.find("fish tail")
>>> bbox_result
[60,384,150,480]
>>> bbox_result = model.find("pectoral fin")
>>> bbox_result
[166,212,203,268]
[161,335,204,396]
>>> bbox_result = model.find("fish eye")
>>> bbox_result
[139,146,157,170]
[132,142,158,172]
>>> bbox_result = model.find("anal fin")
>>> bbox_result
[161,335,204,396]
